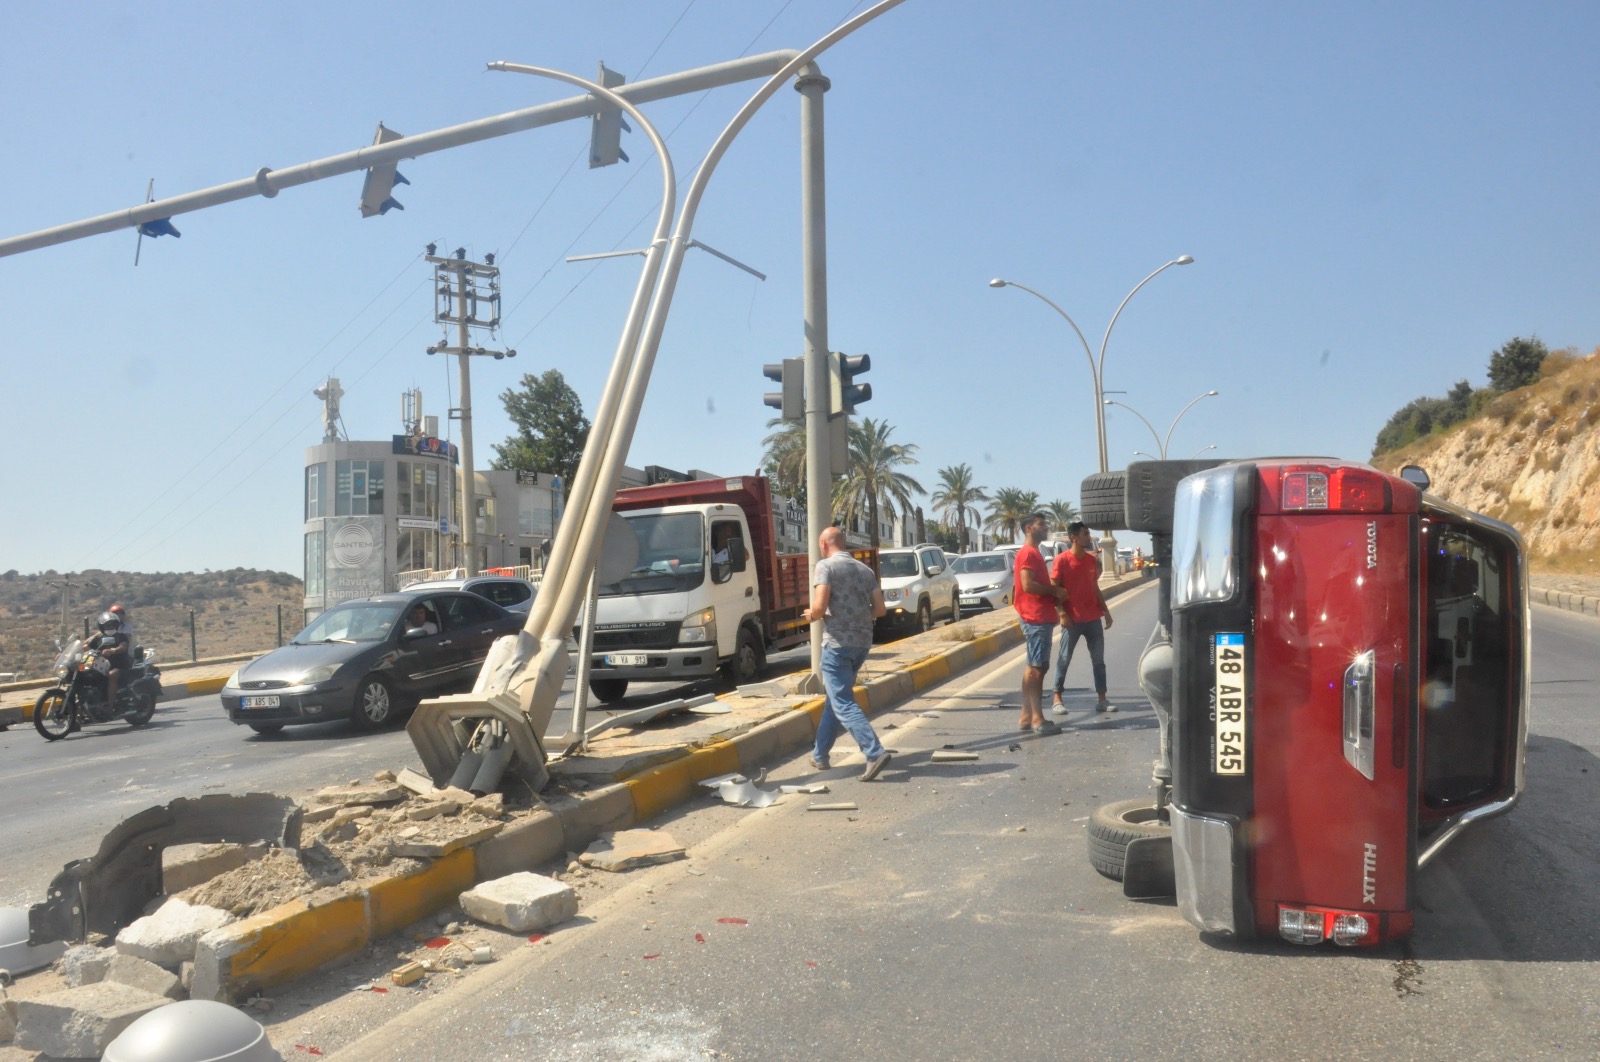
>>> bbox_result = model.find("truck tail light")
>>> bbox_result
[1278,904,1381,947]
[1277,466,1392,513]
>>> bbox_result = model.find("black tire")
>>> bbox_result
[1125,459,1227,534]
[915,598,934,633]
[351,675,398,730]
[1087,798,1171,881]
[723,627,765,686]
[589,678,629,703]
[125,693,156,727]
[248,723,285,736]
[34,690,73,741]
[1080,471,1128,530]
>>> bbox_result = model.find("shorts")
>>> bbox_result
[1021,620,1055,669]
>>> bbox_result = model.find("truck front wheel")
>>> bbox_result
[589,678,629,703]
[1087,798,1170,881]
[723,627,765,686]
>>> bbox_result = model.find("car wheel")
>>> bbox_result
[915,598,934,633]
[589,678,629,703]
[352,675,398,730]
[249,723,285,736]
[1086,798,1171,881]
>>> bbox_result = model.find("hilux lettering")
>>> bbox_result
[1362,842,1378,904]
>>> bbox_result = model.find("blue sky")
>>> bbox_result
[4,1,1597,576]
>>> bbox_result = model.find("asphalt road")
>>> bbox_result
[320,592,1600,1062]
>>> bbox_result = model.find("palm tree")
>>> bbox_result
[1046,498,1079,532]
[832,417,925,550]
[930,463,988,554]
[985,487,1041,543]
[759,417,807,506]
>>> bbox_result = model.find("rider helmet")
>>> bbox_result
[109,602,127,616]
[97,611,120,632]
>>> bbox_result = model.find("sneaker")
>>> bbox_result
[808,755,830,771]
[1050,698,1068,715]
[861,752,892,782]
[1096,698,1116,713]
[1033,720,1062,735]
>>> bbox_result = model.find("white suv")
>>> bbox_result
[876,545,959,633]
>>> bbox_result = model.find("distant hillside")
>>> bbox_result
[1373,350,1600,575]
[0,568,302,680]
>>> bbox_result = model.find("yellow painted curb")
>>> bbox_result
[368,848,478,937]
[905,656,951,692]
[204,891,370,999]
[626,739,743,821]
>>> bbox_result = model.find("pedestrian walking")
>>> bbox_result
[1051,521,1115,714]
[1014,512,1070,734]
[803,526,893,781]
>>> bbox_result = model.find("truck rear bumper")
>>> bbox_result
[589,647,722,682]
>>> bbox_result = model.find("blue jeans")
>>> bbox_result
[1053,620,1107,698]
[815,644,884,762]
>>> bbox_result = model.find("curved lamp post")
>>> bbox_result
[1103,389,1218,459]
[990,257,1194,572]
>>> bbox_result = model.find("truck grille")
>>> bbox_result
[593,622,681,651]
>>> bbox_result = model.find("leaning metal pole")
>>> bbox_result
[798,62,832,687]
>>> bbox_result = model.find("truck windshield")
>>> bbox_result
[598,512,707,597]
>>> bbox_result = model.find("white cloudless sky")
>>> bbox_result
[4,0,1596,576]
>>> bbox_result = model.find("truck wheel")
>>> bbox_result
[915,598,934,633]
[723,627,765,686]
[1080,471,1128,531]
[1125,459,1225,534]
[590,678,629,703]
[1087,798,1170,881]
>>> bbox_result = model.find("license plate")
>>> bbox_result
[605,653,650,667]
[241,695,281,709]
[960,597,981,605]
[1213,633,1246,775]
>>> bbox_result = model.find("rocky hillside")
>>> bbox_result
[1374,349,1600,574]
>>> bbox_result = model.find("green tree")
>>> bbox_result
[1045,498,1079,531]
[490,369,591,488]
[929,463,988,554]
[1487,336,1548,393]
[832,417,925,550]
[985,487,1040,544]
[759,417,807,506]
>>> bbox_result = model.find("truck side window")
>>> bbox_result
[710,521,744,584]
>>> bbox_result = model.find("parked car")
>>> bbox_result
[950,551,1014,615]
[220,590,524,735]
[401,574,537,614]
[876,545,959,633]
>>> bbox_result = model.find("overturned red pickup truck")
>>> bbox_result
[1083,458,1529,948]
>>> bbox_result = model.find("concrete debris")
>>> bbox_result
[388,820,503,859]
[580,829,687,872]
[465,793,506,818]
[57,943,112,988]
[404,796,464,821]
[115,898,236,966]
[460,872,577,933]
[373,769,398,783]
[162,842,272,893]
[931,750,980,762]
[396,767,438,796]
[104,953,185,1000]
[308,781,408,808]
[807,802,859,811]
[14,981,172,1058]
[390,961,426,986]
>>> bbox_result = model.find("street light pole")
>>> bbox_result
[1103,389,1219,459]
[989,255,1194,573]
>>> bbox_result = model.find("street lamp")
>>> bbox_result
[1189,443,1217,459]
[990,256,1194,573]
[1102,389,1219,459]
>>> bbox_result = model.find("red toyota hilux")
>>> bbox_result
[1084,458,1529,948]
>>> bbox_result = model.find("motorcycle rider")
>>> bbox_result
[87,611,133,709]
[109,602,133,642]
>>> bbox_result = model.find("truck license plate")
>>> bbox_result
[1213,633,1246,775]
[605,653,649,667]
[242,695,280,709]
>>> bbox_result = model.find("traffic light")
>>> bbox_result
[359,123,409,217]
[762,358,804,422]
[828,351,872,415]
[588,63,630,168]
[136,218,180,239]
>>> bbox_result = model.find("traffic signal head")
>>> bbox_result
[828,351,872,415]
[359,123,409,217]
[137,217,181,239]
[763,358,804,421]
[589,63,631,168]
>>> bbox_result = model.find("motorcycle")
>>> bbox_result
[34,637,163,741]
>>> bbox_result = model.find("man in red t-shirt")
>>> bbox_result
[1050,521,1114,714]
[1013,513,1070,734]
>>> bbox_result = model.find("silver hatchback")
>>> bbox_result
[951,551,1015,615]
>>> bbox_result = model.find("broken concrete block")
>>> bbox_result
[116,898,236,966]
[326,805,375,829]
[306,782,406,807]
[162,842,272,893]
[404,797,462,821]
[373,768,398,782]
[388,821,503,858]
[396,767,437,796]
[14,982,171,1058]
[459,872,577,933]
[579,829,687,872]
[319,820,360,844]
[57,943,113,987]
[104,953,184,1000]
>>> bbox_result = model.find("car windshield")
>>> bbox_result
[880,553,919,578]
[292,601,405,644]
[598,512,707,597]
[953,554,1007,575]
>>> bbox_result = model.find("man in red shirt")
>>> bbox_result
[1050,520,1114,714]
[1013,512,1070,734]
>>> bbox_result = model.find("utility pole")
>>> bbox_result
[426,245,515,578]
[46,575,103,637]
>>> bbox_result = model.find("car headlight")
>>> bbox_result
[225,669,242,688]
[884,588,902,601]
[679,606,716,645]
[298,663,342,686]
[975,582,1002,593]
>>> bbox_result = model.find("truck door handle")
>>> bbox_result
[1342,649,1376,780]
[746,586,754,597]
[438,639,454,646]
